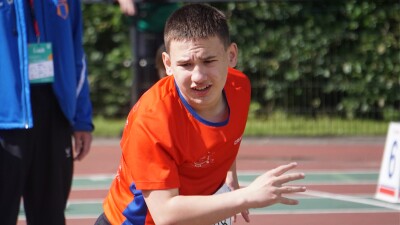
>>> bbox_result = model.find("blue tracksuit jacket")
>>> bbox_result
[0,0,93,131]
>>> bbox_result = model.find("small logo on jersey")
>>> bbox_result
[234,136,242,145]
[115,165,121,182]
[192,151,215,168]
[56,0,69,19]
[65,147,71,158]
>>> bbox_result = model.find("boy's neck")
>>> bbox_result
[196,96,228,123]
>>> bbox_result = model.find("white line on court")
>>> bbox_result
[303,190,400,211]
[237,170,378,186]
[236,170,378,175]
[249,208,398,215]
[239,181,377,186]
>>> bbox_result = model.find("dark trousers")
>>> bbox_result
[94,213,112,225]
[0,85,73,225]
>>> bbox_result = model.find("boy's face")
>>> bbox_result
[163,36,238,113]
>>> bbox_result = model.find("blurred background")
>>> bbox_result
[81,0,399,138]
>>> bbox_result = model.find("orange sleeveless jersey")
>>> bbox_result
[103,68,251,224]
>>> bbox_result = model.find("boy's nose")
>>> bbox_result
[191,66,207,83]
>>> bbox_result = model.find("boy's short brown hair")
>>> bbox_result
[163,4,231,52]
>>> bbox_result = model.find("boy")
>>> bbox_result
[96,4,305,225]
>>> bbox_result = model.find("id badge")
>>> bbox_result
[213,184,232,225]
[28,43,55,84]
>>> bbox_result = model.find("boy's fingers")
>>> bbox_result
[279,197,299,205]
[270,162,298,176]
[274,173,305,186]
[277,186,307,194]
[241,209,250,222]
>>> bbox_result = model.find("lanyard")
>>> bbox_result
[28,0,40,42]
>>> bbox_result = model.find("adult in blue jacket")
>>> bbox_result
[0,0,94,224]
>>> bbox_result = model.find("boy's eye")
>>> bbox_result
[180,63,191,67]
[204,60,216,64]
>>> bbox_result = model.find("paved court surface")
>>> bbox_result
[18,136,400,225]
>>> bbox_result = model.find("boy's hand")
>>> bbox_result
[116,0,136,16]
[245,162,306,208]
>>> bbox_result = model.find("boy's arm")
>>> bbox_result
[225,159,238,189]
[225,160,250,223]
[143,162,306,225]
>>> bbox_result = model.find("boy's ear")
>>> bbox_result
[162,52,173,75]
[228,43,238,67]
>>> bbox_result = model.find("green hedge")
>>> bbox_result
[83,1,400,120]
[224,0,399,120]
[83,3,133,117]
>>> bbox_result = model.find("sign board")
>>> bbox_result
[375,122,400,203]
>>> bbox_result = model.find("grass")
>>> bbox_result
[244,102,394,137]
[93,104,394,137]
[92,116,125,138]
[245,114,390,137]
